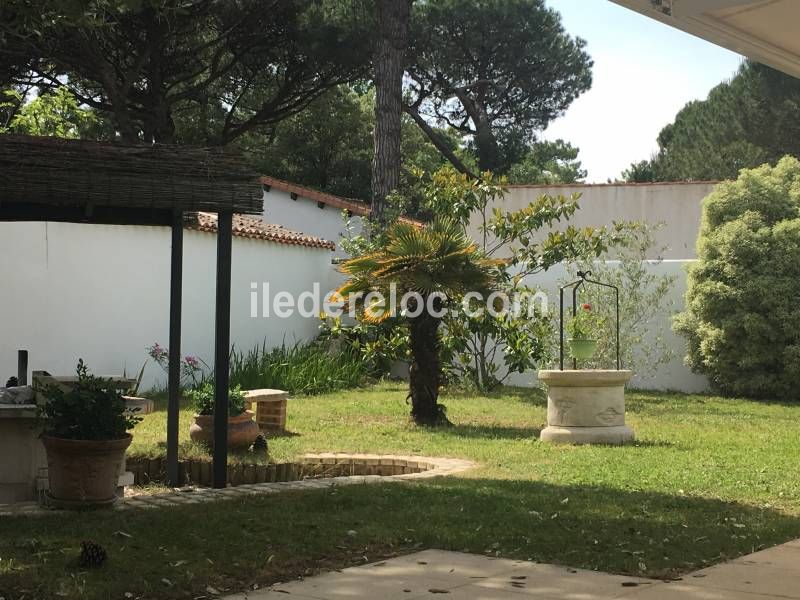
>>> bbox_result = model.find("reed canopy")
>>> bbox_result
[0,135,261,224]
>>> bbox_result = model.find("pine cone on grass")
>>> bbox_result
[78,541,107,568]
[252,433,268,455]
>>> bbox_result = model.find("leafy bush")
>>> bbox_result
[674,157,800,398]
[423,167,627,390]
[229,341,371,396]
[187,382,246,416]
[565,223,676,377]
[318,316,409,377]
[39,359,141,440]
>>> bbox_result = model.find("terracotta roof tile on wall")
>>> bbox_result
[188,212,335,251]
[260,176,369,216]
[260,175,424,227]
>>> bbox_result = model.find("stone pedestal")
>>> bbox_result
[0,404,46,503]
[244,389,288,431]
[538,370,634,445]
[1,404,134,505]
[122,395,155,415]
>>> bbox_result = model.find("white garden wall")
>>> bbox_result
[470,181,717,260]
[262,188,364,259]
[0,180,717,396]
[0,221,332,391]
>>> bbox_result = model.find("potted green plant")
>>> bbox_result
[566,303,600,361]
[187,382,259,449]
[39,359,141,508]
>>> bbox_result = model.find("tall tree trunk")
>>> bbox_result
[475,111,500,172]
[408,311,448,426]
[371,0,411,227]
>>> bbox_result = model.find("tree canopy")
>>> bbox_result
[623,61,800,182]
[2,0,594,207]
[1,0,371,144]
[405,0,592,174]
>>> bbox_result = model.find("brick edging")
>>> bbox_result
[0,454,477,516]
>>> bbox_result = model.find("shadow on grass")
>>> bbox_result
[441,424,542,439]
[2,477,799,600]
[444,385,547,406]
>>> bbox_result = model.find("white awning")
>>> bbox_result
[610,0,800,78]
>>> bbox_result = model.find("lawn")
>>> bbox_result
[2,382,800,599]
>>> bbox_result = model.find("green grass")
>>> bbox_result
[2,383,800,599]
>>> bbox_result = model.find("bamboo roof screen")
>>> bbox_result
[0,135,262,215]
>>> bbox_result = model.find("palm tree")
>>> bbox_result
[338,218,499,425]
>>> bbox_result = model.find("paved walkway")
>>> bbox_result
[225,541,800,599]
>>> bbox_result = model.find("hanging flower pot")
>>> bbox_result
[568,338,598,360]
[566,303,600,361]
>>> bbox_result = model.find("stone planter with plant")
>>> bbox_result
[188,382,259,449]
[39,359,141,508]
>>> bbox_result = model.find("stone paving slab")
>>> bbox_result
[228,542,800,600]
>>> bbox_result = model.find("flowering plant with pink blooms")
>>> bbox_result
[146,343,208,388]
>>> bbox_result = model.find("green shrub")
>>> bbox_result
[187,382,246,416]
[565,222,676,377]
[39,359,141,440]
[229,341,371,396]
[674,157,800,398]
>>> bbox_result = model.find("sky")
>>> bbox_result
[543,0,743,182]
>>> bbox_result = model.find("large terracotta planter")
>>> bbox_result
[189,410,259,450]
[41,434,132,508]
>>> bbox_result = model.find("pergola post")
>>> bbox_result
[166,210,183,487]
[213,210,233,488]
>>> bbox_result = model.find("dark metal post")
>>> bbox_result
[615,287,621,370]
[559,288,564,370]
[17,350,28,385]
[166,211,183,487]
[213,210,233,488]
[571,283,579,370]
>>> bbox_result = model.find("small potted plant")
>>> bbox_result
[566,302,600,361]
[39,359,141,508]
[187,382,259,449]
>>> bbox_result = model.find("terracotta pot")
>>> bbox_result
[41,434,132,508]
[189,410,259,450]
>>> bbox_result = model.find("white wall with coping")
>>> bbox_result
[262,182,715,261]
[261,188,364,259]
[470,182,717,260]
[0,182,715,396]
[0,221,332,391]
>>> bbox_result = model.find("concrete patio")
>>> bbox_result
[229,540,800,599]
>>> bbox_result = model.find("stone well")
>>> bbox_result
[538,370,634,445]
